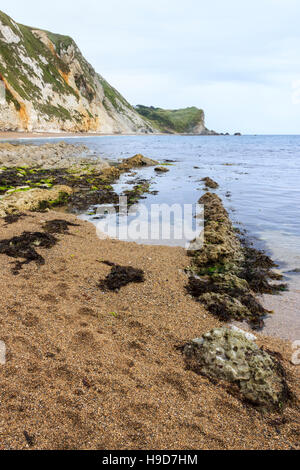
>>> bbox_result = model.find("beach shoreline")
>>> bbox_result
[0,209,299,450]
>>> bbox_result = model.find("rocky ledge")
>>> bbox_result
[0,145,162,217]
[187,192,287,328]
[184,327,292,410]
[0,141,109,171]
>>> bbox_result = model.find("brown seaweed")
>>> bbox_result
[0,231,57,274]
[43,219,79,234]
[99,261,145,292]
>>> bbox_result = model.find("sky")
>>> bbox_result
[2,0,300,134]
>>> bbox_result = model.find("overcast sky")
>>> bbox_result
[2,0,300,134]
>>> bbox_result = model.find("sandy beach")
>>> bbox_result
[0,210,299,450]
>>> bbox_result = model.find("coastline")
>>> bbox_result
[0,210,299,450]
[0,140,299,449]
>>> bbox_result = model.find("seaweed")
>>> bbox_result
[3,213,26,225]
[0,232,57,274]
[43,219,79,234]
[123,180,151,207]
[99,261,145,292]
[0,166,120,213]
[241,246,288,294]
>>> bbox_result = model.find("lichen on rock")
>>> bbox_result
[183,327,291,410]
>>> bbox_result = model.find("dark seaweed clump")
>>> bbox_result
[43,219,79,234]
[69,187,119,213]
[241,246,287,294]
[0,232,57,274]
[99,261,145,292]
[3,213,26,225]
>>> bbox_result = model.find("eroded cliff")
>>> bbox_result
[0,10,155,134]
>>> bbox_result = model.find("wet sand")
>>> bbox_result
[0,211,299,450]
[262,278,300,342]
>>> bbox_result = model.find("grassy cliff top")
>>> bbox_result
[135,105,205,133]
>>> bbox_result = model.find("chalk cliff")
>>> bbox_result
[0,10,155,133]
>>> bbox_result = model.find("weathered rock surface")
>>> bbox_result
[0,141,109,171]
[120,154,159,169]
[192,192,242,267]
[0,185,73,216]
[183,327,290,409]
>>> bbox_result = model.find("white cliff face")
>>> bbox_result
[0,10,155,134]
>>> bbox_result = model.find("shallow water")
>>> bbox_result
[2,134,300,341]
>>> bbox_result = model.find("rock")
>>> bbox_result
[187,192,285,326]
[0,142,110,171]
[0,185,73,215]
[154,166,169,173]
[120,154,159,169]
[198,292,251,320]
[192,192,242,267]
[99,166,121,182]
[183,327,290,409]
[202,177,219,189]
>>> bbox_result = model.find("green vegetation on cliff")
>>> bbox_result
[0,11,77,103]
[98,75,134,114]
[135,105,206,134]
